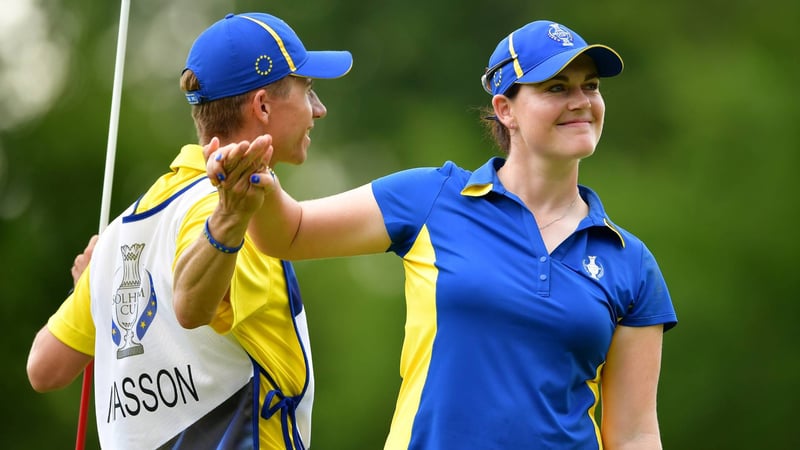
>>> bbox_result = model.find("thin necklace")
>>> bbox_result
[537,193,580,230]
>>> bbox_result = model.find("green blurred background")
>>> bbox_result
[2,0,797,448]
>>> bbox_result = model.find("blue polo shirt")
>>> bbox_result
[372,158,677,450]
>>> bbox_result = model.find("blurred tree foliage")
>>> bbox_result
[1,0,797,448]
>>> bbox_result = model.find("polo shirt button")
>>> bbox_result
[539,274,547,281]
[539,256,547,263]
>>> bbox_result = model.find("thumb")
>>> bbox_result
[249,166,278,190]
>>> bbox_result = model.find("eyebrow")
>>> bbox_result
[547,72,600,82]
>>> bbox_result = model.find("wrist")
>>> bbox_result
[203,218,245,254]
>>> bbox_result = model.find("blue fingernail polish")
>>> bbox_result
[217,173,225,181]
[250,174,260,183]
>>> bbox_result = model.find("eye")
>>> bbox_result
[583,81,600,91]
[546,83,567,93]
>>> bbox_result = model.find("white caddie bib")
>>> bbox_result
[90,178,254,449]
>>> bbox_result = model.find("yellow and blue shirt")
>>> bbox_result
[372,158,677,449]
[48,145,312,449]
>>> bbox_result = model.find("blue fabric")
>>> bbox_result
[371,158,677,449]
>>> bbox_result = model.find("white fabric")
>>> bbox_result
[89,179,253,449]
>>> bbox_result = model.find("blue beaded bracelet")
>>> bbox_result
[203,218,244,254]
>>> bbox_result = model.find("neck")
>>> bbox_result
[497,157,580,211]
[536,191,581,230]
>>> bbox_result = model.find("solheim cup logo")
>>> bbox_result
[582,255,604,280]
[547,23,574,47]
[112,243,158,359]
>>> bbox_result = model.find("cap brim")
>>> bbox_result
[517,45,623,84]
[294,50,353,79]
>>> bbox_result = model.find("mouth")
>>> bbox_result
[558,118,592,126]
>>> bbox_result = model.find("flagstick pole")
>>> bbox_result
[98,0,130,232]
[76,1,131,448]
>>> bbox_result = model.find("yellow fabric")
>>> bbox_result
[48,145,306,449]
[47,271,95,356]
[385,225,439,449]
[587,362,604,449]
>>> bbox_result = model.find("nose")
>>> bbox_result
[568,88,592,110]
[310,90,327,119]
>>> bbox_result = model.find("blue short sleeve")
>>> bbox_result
[621,243,678,331]
[371,163,455,256]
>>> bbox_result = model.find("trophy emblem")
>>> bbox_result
[582,255,604,280]
[113,243,146,358]
[547,23,574,47]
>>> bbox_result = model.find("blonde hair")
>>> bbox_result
[180,70,292,144]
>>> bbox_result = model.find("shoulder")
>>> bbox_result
[372,161,470,206]
[372,161,470,198]
[374,160,466,184]
[580,186,650,252]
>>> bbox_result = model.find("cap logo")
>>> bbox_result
[241,15,297,72]
[255,55,273,76]
[491,68,503,90]
[547,23,574,47]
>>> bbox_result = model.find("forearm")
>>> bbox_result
[602,430,662,450]
[601,324,665,450]
[248,183,391,260]
[173,210,248,328]
[248,185,302,258]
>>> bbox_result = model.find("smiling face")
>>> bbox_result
[498,53,605,161]
[265,75,328,165]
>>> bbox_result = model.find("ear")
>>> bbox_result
[491,95,515,129]
[250,89,271,125]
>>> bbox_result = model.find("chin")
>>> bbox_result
[288,150,308,165]
[570,144,596,160]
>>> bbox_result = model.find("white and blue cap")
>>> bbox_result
[481,21,623,96]
[184,12,354,104]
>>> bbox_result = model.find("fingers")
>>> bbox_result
[207,140,248,186]
[207,135,273,187]
[202,137,220,161]
[71,235,97,285]
[85,234,98,258]
[248,167,278,189]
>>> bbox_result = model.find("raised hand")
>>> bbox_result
[204,135,275,219]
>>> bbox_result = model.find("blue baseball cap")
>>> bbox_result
[184,13,353,104]
[481,21,623,96]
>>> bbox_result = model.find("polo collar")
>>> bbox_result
[169,144,207,172]
[460,157,506,197]
[580,186,626,248]
[460,157,625,247]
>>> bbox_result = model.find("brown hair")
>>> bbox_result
[180,70,292,144]
[479,83,520,155]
